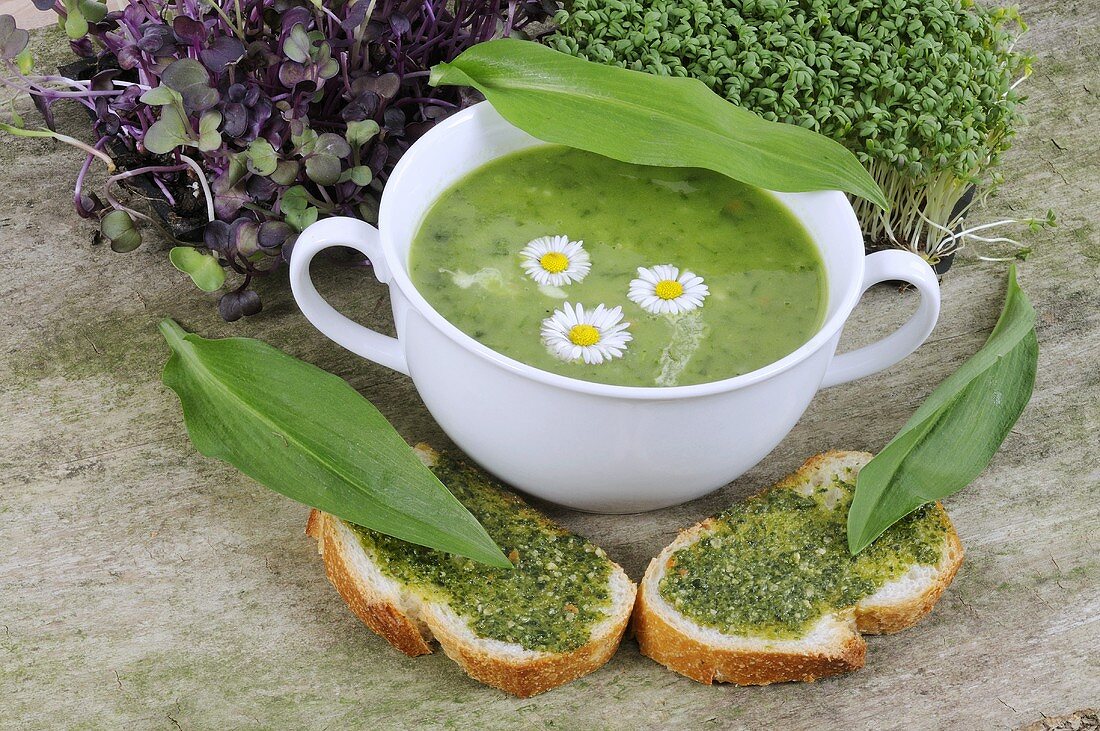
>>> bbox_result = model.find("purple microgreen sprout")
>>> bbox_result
[0,0,546,320]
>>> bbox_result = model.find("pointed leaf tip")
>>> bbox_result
[158,323,509,567]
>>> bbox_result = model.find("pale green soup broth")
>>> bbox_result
[408,146,826,387]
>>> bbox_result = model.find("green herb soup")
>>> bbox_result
[408,146,826,387]
[658,471,948,640]
[348,455,613,654]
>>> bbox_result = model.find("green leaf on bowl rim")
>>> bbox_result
[430,39,888,210]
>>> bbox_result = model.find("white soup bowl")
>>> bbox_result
[289,103,940,512]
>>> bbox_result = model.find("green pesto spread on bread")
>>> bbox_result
[347,455,613,654]
[658,470,948,640]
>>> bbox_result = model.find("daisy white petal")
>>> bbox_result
[519,235,590,286]
[627,264,710,315]
[541,302,632,365]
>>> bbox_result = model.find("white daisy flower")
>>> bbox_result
[628,264,709,315]
[520,235,591,286]
[541,302,632,365]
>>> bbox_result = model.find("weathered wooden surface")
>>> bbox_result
[1,4,1096,728]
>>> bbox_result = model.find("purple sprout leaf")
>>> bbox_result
[31,0,54,10]
[90,68,121,91]
[218,288,262,321]
[115,44,143,70]
[138,23,173,54]
[258,220,295,251]
[313,132,351,159]
[213,182,251,220]
[351,73,401,100]
[172,15,207,46]
[197,110,222,151]
[245,138,279,176]
[200,36,245,73]
[246,174,278,201]
[283,24,313,64]
[230,218,261,257]
[101,209,142,253]
[169,246,226,292]
[139,85,182,107]
[340,91,379,121]
[161,58,219,112]
[383,106,406,134]
[64,9,89,39]
[339,165,373,186]
[343,0,371,31]
[144,105,193,154]
[203,218,231,254]
[304,154,342,185]
[221,102,248,137]
[389,12,411,37]
[78,0,108,23]
[345,119,380,148]
[0,15,30,60]
[269,159,300,185]
[277,61,311,89]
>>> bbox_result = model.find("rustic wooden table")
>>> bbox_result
[1,6,1096,729]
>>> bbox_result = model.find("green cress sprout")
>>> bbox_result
[549,0,1053,265]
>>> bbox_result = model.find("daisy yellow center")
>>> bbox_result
[655,279,684,300]
[539,251,570,273]
[568,324,601,347]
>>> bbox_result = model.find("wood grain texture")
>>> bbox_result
[1,6,1097,729]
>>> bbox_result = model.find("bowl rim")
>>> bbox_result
[378,103,867,401]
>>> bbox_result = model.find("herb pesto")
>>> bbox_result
[347,456,613,653]
[658,472,947,639]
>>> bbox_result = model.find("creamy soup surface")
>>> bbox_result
[408,146,826,387]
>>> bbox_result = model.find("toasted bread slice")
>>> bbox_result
[634,451,963,685]
[307,445,636,697]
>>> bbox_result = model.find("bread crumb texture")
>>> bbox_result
[657,461,948,639]
[347,455,614,653]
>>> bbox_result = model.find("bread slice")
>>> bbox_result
[306,445,636,697]
[634,451,963,685]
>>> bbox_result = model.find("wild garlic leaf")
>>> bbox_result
[848,265,1038,554]
[430,40,888,210]
[159,320,511,568]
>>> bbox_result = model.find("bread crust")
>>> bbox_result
[855,509,964,634]
[310,509,433,657]
[634,451,964,685]
[307,497,636,697]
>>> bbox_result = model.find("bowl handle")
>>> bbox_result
[289,217,410,375]
[821,250,940,388]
